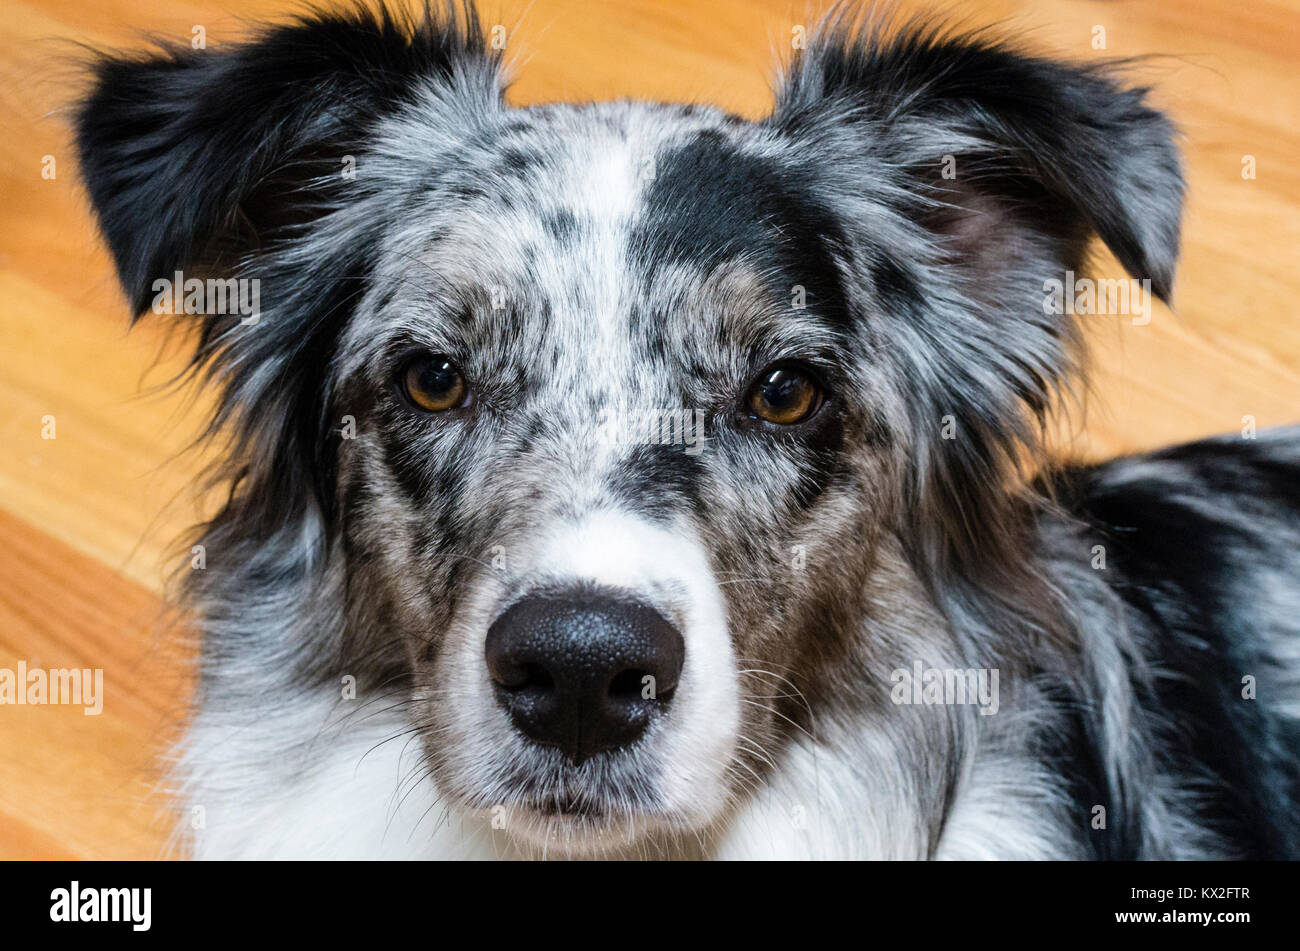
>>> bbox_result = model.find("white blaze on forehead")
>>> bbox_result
[506,125,664,476]
[540,126,652,352]
[564,131,648,222]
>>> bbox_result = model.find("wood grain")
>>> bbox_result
[0,0,1296,858]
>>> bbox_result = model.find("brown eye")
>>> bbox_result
[400,355,468,412]
[745,365,823,425]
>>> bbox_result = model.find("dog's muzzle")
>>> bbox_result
[484,590,685,764]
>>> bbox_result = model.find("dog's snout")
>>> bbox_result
[484,592,685,764]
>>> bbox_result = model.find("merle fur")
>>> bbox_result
[75,2,1299,858]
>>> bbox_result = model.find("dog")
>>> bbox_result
[74,2,1300,859]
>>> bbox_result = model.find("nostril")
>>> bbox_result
[608,667,672,702]
[515,662,554,692]
[486,656,551,692]
[608,668,645,700]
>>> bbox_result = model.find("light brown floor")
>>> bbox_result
[0,0,1297,858]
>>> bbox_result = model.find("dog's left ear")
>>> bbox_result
[771,18,1184,299]
[769,19,1185,628]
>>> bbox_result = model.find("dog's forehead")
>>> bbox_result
[354,101,846,390]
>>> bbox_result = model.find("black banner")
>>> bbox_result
[0,860,1291,937]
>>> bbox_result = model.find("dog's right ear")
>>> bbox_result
[74,3,502,534]
[75,1,502,315]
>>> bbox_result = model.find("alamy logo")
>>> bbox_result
[0,662,103,715]
[595,407,707,455]
[889,661,1000,716]
[151,271,260,325]
[1043,269,1153,325]
[50,881,151,931]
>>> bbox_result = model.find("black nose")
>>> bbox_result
[484,592,685,764]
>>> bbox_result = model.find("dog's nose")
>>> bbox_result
[484,592,685,764]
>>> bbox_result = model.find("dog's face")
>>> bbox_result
[76,6,1181,854]
[333,103,899,849]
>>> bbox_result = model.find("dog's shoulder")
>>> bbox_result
[1059,425,1300,618]
[1052,425,1300,858]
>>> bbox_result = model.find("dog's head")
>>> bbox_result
[77,3,1181,854]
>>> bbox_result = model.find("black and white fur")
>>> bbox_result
[75,2,1300,859]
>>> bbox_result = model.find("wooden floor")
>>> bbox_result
[1,0,1297,859]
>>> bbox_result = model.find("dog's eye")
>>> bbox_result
[399,355,469,412]
[745,365,823,425]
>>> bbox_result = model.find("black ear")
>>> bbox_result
[74,2,501,533]
[773,16,1184,300]
[76,1,499,314]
